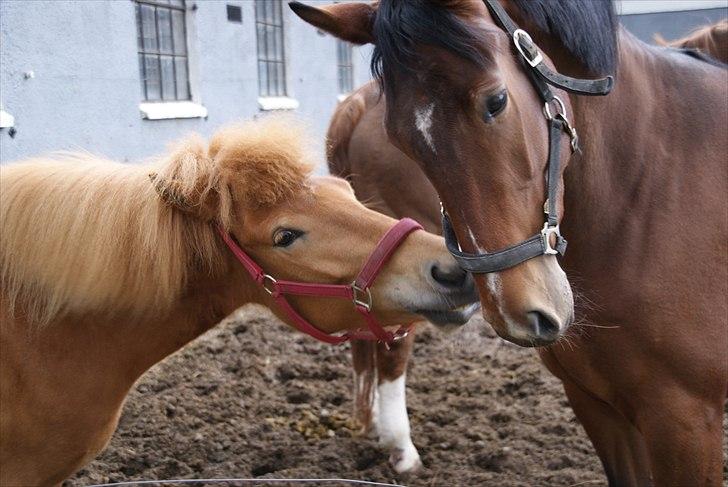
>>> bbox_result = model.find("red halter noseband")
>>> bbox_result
[216,218,423,345]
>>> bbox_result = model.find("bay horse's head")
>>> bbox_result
[151,117,478,338]
[290,0,617,346]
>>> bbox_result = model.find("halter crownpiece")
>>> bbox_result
[441,0,614,274]
[216,218,423,345]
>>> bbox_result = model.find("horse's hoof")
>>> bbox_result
[389,444,423,473]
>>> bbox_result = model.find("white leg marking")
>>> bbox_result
[376,374,422,473]
[414,103,436,153]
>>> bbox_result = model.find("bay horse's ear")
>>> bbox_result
[288,1,376,45]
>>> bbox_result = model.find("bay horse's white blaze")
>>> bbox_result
[414,103,436,153]
[376,375,422,473]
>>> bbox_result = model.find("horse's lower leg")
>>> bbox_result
[374,331,421,473]
[351,340,377,435]
[637,391,724,487]
[561,378,651,486]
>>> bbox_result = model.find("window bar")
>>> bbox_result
[137,5,149,100]
[278,11,287,96]
[181,4,190,99]
[153,5,163,100]
[168,7,178,99]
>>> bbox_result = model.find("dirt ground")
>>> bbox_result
[68,305,727,487]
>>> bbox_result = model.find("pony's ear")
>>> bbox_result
[149,172,219,221]
[149,172,192,210]
[288,1,376,45]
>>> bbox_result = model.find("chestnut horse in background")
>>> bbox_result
[296,1,728,485]
[328,81,444,473]
[656,19,728,65]
[0,116,478,486]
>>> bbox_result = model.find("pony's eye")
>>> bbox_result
[483,90,508,121]
[273,229,303,247]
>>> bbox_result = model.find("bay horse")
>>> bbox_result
[0,116,479,486]
[292,1,728,485]
[331,19,728,475]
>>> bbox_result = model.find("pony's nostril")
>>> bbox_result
[430,263,468,289]
[526,311,561,341]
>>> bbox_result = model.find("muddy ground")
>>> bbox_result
[68,305,727,487]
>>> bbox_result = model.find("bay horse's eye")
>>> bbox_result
[483,90,508,122]
[273,229,304,247]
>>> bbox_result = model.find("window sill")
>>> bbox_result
[0,110,15,129]
[139,101,208,120]
[258,97,299,111]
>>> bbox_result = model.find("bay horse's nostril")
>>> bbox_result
[526,311,561,342]
[430,262,468,289]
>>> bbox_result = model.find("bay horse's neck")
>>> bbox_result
[527,28,726,267]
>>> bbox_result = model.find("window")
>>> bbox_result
[336,40,354,95]
[255,0,287,97]
[135,0,190,101]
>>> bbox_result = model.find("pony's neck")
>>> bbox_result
[125,264,266,376]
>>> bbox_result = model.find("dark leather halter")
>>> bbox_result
[441,0,614,274]
[217,218,423,345]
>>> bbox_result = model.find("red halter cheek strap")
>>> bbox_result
[215,218,423,345]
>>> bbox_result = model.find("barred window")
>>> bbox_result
[255,0,287,97]
[135,0,190,101]
[337,40,354,95]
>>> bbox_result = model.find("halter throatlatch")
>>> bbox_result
[217,218,423,345]
[441,0,613,274]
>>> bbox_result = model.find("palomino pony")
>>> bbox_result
[293,1,728,485]
[0,117,479,486]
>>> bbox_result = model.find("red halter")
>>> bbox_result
[216,218,423,345]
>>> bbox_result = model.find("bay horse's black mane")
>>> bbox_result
[371,0,618,89]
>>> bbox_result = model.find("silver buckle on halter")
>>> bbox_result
[513,29,543,68]
[544,96,580,153]
[351,283,373,311]
[541,223,561,255]
[261,274,278,295]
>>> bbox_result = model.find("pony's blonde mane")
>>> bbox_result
[0,116,314,326]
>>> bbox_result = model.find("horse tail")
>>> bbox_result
[326,88,368,179]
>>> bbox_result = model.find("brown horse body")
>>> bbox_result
[0,118,477,485]
[296,2,728,485]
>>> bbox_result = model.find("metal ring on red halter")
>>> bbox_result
[261,274,278,295]
[351,282,373,311]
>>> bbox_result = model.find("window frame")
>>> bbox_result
[135,0,191,102]
[255,0,288,98]
[336,39,354,95]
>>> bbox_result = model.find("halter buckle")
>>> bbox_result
[351,283,373,312]
[513,29,543,68]
[261,274,278,295]
[541,223,561,255]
